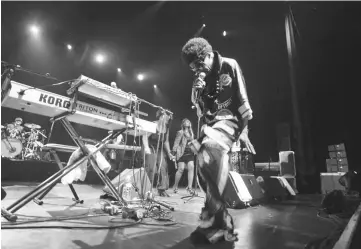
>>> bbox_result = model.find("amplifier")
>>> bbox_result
[329,151,347,159]
[328,143,345,152]
[320,173,346,194]
[279,151,296,176]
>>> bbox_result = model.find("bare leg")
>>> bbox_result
[187,160,195,189]
[173,162,185,190]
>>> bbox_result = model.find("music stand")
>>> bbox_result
[181,115,204,203]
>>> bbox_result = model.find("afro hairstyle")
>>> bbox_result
[181,37,213,65]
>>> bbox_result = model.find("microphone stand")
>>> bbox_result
[181,113,204,204]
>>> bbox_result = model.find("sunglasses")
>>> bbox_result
[189,57,206,72]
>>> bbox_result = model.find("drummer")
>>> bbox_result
[6,117,24,139]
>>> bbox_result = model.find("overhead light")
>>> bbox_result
[223,31,227,37]
[137,74,144,81]
[153,85,157,89]
[29,25,40,36]
[95,54,106,64]
[67,44,72,50]
[117,68,122,72]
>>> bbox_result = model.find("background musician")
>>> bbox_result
[171,118,196,194]
[142,110,175,197]
[6,117,24,140]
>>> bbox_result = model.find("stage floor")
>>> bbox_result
[0,182,347,249]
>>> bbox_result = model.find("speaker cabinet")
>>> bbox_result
[279,151,296,176]
[256,176,296,201]
[224,172,264,209]
[320,173,346,194]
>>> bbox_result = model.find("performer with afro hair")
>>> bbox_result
[181,37,256,245]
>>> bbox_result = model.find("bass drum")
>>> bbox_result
[1,138,23,158]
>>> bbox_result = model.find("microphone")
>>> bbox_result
[194,72,206,101]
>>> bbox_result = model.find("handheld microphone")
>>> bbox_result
[194,72,206,101]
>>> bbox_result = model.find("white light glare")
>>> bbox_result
[153,85,157,89]
[95,54,105,64]
[223,31,227,37]
[137,74,144,81]
[202,24,206,27]
[117,68,122,72]
[67,44,72,50]
[29,25,40,35]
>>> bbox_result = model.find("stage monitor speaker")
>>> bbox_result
[277,123,291,151]
[224,172,265,209]
[103,168,152,200]
[256,176,296,201]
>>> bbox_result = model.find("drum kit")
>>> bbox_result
[1,122,47,160]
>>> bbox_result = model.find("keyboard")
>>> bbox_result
[2,81,156,136]
[69,75,137,109]
[42,143,141,153]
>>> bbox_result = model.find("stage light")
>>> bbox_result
[29,25,40,36]
[137,74,144,81]
[223,31,227,37]
[153,85,157,89]
[117,68,122,72]
[95,54,106,64]
[110,82,117,88]
[202,24,206,27]
[67,44,72,50]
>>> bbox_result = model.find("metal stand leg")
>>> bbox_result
[181,162,204,203]
[1,127,117,221]
[181,116,204,203]
[33,150,83,205]
[60,118,126,206]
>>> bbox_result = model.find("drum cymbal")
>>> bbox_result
[24,123,41,129]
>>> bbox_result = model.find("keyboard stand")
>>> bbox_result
[33,149,83,206]
[2,117,129,221]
